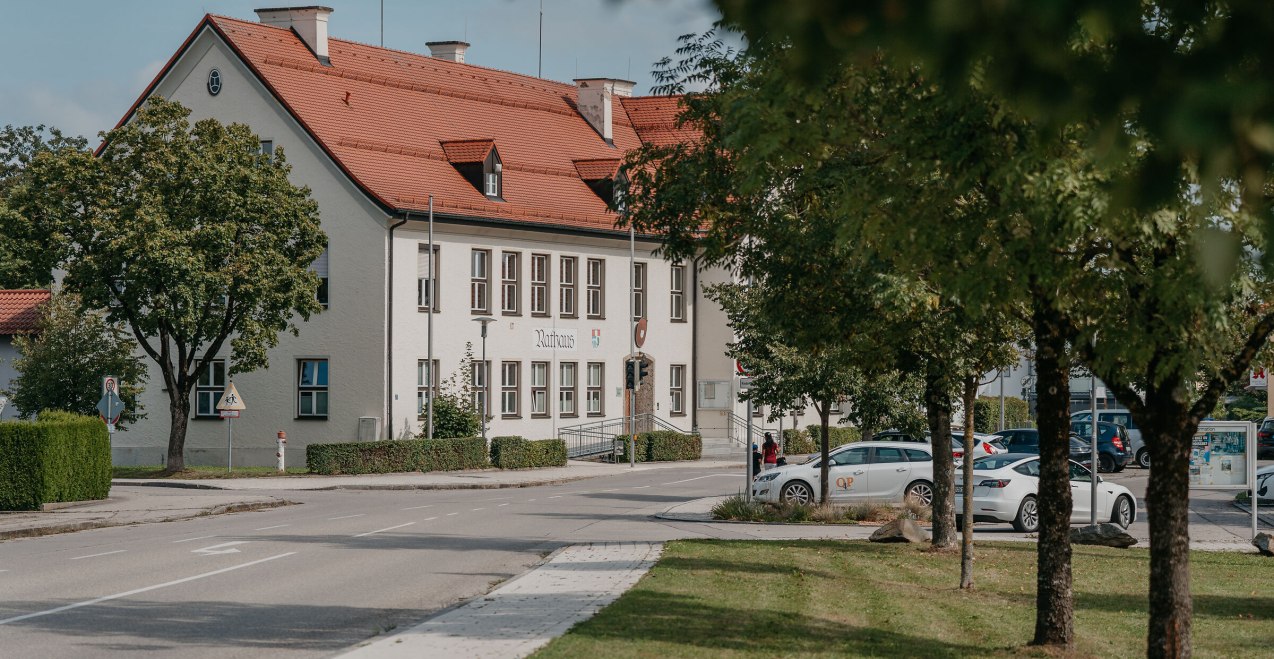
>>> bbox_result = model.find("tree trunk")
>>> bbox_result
[861,421,876,444]
[960,375,977,589]
[1142,392,1194,658]
[924,369,957,550]
[818,403,831,506]
[164,388,190,473]
[1030,307,1074,647]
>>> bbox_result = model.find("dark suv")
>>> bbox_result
[1067,420,1133,472]
[992,428,1093,467]
[1259,418,1274,458]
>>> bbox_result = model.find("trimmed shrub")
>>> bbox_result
[804,424,861,448]
[0,412,111,511]
[307,437,487,475]
[973,396,1032,433]
[783,428,818,454]
[616,431,702,462]
[489,436,568,469]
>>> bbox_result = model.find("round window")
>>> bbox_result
[207,69,222,96]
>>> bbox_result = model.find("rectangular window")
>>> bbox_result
[586,362,604,416]
[485,171,499,197]
[670,364,686,416]
[501,251,520,315]
[470,249,490,313]
[633,262,646,320]
[531,361,550,416]
[297,359,329,418]
[830,399,843,414]
[586,258,605,318]
[417,244,439,311]
[559,256,577,318]
[312,249,329,308]
[470,360,490,418]
[259,140,274,159]
[670,264,686,322]
[416,359,439,417]
[194,359,226,418]
[501,361,520,417]
[559,362,577,416]
[530,253,549,316]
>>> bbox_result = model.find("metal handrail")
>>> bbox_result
[725,412,776,447]
[558,413,689,458]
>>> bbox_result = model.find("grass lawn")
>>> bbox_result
[534,540,1273,658]
[113,465,311,479]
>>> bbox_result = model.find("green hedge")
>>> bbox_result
[306,437,488,475]
[973,396,1032,433]
[490,436,568,469]
[616,431,702,462]
[782,428,818,454]
[0,411,111,511]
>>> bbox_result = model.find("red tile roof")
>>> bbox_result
[0,290,50,334]
[120,15,692,235]
[620,96,697,148]
[439,139,495,164]
[573,158,621,180]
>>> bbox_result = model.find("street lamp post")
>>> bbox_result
[473,316,496,446]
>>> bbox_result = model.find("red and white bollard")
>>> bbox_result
[276,431,287,473]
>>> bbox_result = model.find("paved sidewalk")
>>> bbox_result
[338,542,663,659]
[115,459,741,491]
[0,486,291,541]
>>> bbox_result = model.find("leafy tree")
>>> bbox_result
[6,292,147,425]
[0,125,87,288]
[12,98,326,472]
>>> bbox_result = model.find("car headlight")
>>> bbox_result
[757,472,780,482]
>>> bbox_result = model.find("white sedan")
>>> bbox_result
[751,441,935,506]
[955,453,1138,533]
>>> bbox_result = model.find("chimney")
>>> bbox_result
[574,78,635,145]
[256,6,334,65]
[426,41,470,63]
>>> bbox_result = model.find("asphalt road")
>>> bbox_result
[0,465,758,658]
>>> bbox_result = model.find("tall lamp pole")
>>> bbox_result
[473,316,496,446]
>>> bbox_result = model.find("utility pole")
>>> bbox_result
[629,225,636,468]
[427,196,435,440]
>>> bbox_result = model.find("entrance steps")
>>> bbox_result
[700,435,745,460]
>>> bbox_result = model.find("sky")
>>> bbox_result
[0,0,723,140]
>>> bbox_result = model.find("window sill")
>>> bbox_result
[294,416,329,421]
[671,318,687,324]
[531,312,550,318]
[532,414,551,419]
[470,309,491,315]
[559,315,578,320]
[671,412,687,417]
[560,413,579,419]
[192,416,222,421]
[587,315,605,321]
[502,311,521,317]
[587,412,605,418]
[418,306,440,313]
[501,414,521,419]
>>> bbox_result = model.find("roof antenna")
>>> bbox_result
[380,0,384,47]
[537,0,543,78]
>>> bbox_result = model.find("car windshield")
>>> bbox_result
[1262,420,1274,432]
[972,455,1021,470]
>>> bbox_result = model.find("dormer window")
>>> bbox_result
[574,159,624,211]
[440,139,503,201]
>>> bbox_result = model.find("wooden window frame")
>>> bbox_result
[297,358,329,419]
[670,264,686,322]
[470,249,491,314]
[531,361,550,418]
[530,253,550,317]
[193,359,226,420]
[501,361,520,418]
[501,251,520,316]
[417,358,440,418]
[559,361,578,418]
[586,362,604,417]
[559,256,578,318]
[632,261,647,320]
[418,244,440,312]
[586,258,605,319]
[670,364,686,416]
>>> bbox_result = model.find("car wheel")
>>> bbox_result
[1113,464,1126,473]
[1012,496,1040,533]
[904,480,933,507]
[780,481,813,505]
[1137,449,1150,469]
[1111,494,1134,529]
[1098,454,1115,473]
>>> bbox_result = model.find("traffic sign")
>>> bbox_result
[738,376,754,391]
[217,382,246,411]
[1251,368,1267,390]
[634,318,648,349]
[102,375,119,396]
[96,389,124,426]
[220,410,240,419]
[735,360,753,376]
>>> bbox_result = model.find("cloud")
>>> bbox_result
[11,86,112,139]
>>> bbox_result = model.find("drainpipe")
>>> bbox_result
[386,211,409,438]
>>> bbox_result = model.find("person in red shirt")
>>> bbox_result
[762,432,779,470]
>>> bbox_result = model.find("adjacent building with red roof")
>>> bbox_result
[110,7,749,467]
[0,290,51,419]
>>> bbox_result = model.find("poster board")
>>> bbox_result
[1188,421,1254,490]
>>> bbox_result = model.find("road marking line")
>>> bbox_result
[69,550,126,561]
[352,522,415,538]
[192,541,250,556]
[548,495,563,499]
[599,488,618,492]
[328,514,366,520]
[172,536,216,544]
[401,505,434,510]
[662,474,737,485]
[497,503,509,507]
[423,516,438,521]
[253,524,290,531]
[446,512,459,516]
[471,508,485,511]
[0,552,295,627]
[526,499,537,502]
[630,485,651,489]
